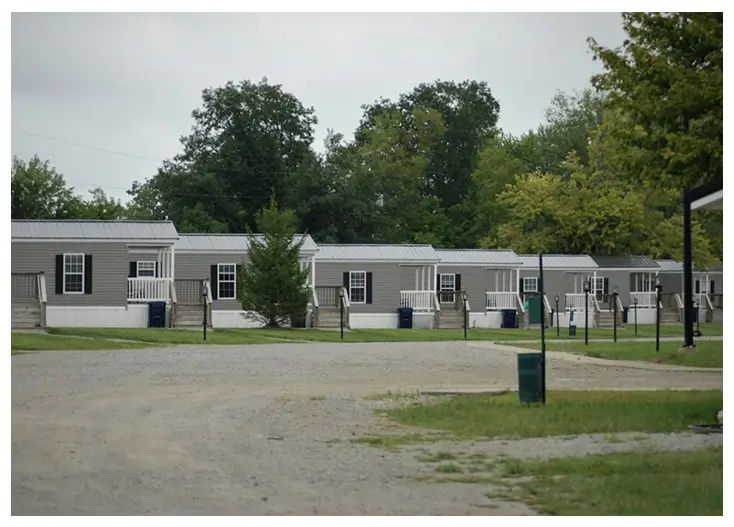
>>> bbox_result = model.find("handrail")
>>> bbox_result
[591,296,601,312]
[311,285,319,309]
[542,294,552,314]
[704,294,714,311]
[615,294,624,314]
[433,292,441,312]
[341,286,351,309]
[37,272,47,304]
[674,293,684,310]
[464,298,471,312]
[170,280,178,304]
[204,278,213,304]
[516,293,526,313]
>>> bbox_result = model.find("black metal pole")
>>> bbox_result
[584,291,589,346]
[203,291,207,342]
[613,292,617,343]
[634,303,638,337]
[555,299,560,337]
[683,189,695,348]
[340,294,344,341]
[463,295,468,339]
[538,253,546,405]
[655,284,662,352]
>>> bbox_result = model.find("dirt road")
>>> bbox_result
[12,341,722,515]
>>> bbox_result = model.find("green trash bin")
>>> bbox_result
[517,353,544,404]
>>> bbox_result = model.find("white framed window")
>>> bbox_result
[523,277,538,293]
[594,277,605,295]
[63,253,84,294]
[218,263,237,300]
[137,261,156,278]
[439,273,456,303]
[349,271,366,304]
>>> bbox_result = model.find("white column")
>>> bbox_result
[311,256,316,288]
[415,267,419,290]
[433,264,438,295]
[516,268,520,294]
[170,246,175,281]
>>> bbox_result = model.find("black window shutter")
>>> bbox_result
[154,262,159,278]
[436,273,441,290]
[695,280,700,294]
[236,265,243,298]
[343,272,349,290]
[603,278,610,295]
[210,265,218,300]
[710,280,715,295]
[129,261,137,278]
[519,277,525,295]
[366,272,373,304]
[455,274,462,292]
[55,255,63,294]
[84,255,93,295]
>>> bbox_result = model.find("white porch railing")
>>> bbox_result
[400,290,434,311]
[486,292,516,310]
[629,292,657,308]
[565,293,590,311]
[128,278,171,303]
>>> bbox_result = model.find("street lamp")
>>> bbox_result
[694,300,701,337]
[554,295,560,337]
[462,291,468,339]
[583,280,590,345]
[612,288,618,343]
[202,282,208,342]
[655,282,662,352]
[633,297,638,337]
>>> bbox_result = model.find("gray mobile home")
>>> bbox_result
[313,244,441,329]
[11,219,178,328]
[435,249,523,328]
[172,234,318,328]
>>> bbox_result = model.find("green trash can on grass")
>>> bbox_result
[517,353,543,404]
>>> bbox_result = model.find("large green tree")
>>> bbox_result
[237,197,311,328]
[588,12,723,189]
[11,155,82,219]
[135,77,318,233]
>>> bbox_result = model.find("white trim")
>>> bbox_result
[14,238,178,244]
[349,270,367,304]
[316,260,440,265]
[62,253,85,295]
[595,268,660,272]
[217,263,237,300]
[691,189,723,211]
[522,276,538,293]
[439,273,456,303]
[436,263,521,268]
[136,260,156,278]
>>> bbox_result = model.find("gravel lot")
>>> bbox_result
[12,340,723,515]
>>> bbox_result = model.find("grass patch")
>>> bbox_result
[308,395,327,401]
[435,463,463,474]
[350,432,449,450]
[47,327,288,346]
[514,340,723,368]
[417,451,459,462]
[364,390,420,401]
[384,390,722,439]
[12,332,154,351]
[496,448,723,515]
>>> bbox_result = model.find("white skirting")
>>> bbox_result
[46,305,150,327]
[349,313,401,329]
[210,310,314,328]
[468,311,503,329]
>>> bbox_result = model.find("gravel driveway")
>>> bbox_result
[12,340,723,515]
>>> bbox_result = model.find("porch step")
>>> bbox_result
[438,309,464,329]
[315,307,346,329]
[660,308,680,323]
[12,301,42,329]
[173,303,211,328]
[596,310,623,329]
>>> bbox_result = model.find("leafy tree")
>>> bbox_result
[237,197,311,328]
[75,187,126,220]
[125,180,166,220]
[138,77,318,232]
[11,155,82,219]
[588,12,723,189]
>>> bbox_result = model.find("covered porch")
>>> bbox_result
[400,264,438,312]
[485,268,521,311]
[564,271,598,312]
[629,271,659,308]
[127,245,175,303]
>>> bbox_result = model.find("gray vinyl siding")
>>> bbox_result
[315,262,409,313]
[598,270,630,307]
[518,269,587,310]
[657,273,683,295]
[436,266,517,312]
[11,241,128,306]
[174,252,250,310]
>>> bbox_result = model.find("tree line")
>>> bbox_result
[11,13,723,266]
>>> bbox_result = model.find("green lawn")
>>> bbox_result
[11,332,155,352]
[46,327,292,345]
[514,340,723,368]
[494,448,723,515]
[382,390,722,440]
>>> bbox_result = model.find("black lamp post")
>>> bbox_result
[554,295,560,337]
[655,282,662,352]
[583,280,590,345]
[612,288,618,343]
[462,291,468,339]
[339,289,345,341]
[694,300,701,337]
[202,282,208,342]
[633,297,638,337]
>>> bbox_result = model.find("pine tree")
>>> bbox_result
[238,197,311,327]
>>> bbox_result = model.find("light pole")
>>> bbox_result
[583,280,590,345]
[462,291,468,339]
[633,297,638,337]
[612,288,618,343]
[694,300,701,337]
[339,289,344,341]
[655,282,662,352]
[554,295,560,337]
[202,281,208,342]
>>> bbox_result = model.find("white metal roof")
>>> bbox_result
[11,220,179,241]
[518,254,599,270]
[175,234,318,253]
[436,249,521,266]
[315,244,439,263]
[655,259,683,272]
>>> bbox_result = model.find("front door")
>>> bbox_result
[528,296,543,324]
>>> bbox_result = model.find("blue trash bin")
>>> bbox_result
[148,301,166,328]
[501,309,517,329]
[397,307,414,329]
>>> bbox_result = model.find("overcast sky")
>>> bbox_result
[12,12,626,202]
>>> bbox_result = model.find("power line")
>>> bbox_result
[14,129,164,162]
